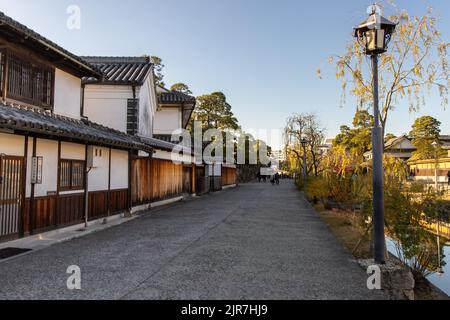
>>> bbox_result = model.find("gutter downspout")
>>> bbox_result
[80,83,86,118]
[125,85,138,218]
[84,145,92,228]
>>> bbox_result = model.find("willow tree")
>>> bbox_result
[327,4,449,136]
[284,113,326,176]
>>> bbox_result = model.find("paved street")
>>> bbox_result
[0,182,385,300]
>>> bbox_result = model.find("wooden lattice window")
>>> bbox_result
[6,53,54,109]
[0,51,4,98]
[60,159,85,191]
[127,99,139,135]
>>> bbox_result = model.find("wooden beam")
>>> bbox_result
[55,140,61,228]
[19,135,28,237]
[191,165,196,195]
[29,136,36,235]
[126,150,132,216]
[2,48,8,100]
[83,144,89,227]
[107,147,112,218]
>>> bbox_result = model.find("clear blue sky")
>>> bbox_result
[1,0,449,148]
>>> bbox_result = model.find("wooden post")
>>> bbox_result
[2,51,9,100]
[105,147,112,223]
[125,151,133,217]
[29,137,37,235]
[83,144,89,228]
[191,165,196,195]
[55,140,61,228]
[19,135,28,237]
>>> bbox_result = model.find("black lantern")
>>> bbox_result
[300,138,308,148]
[354,5,397,55]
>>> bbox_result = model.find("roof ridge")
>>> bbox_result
[0,101,153,153]
[81,56,152,64]
[0,11,101,77]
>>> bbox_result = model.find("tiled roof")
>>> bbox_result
[0,102,153,153]
[81,57,153,85]
[139,136,192,154]
[158,91,196,129]
[159,91,196,104]
[385,135,413,149]
[0,12,101,78]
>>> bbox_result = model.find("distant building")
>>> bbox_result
[408,151,450,186]
[320,138,335,154]
[364,135,450,161]
[272,149,286,163]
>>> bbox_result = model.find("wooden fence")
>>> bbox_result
[131,158,183,205]
[222,167,237,186]
[23,189,128,234]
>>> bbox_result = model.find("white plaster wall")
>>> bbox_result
[154,107,182,135]
[138,76,157,138]
[208,164,222,177]
[61,142,85,160]
[110,149,128,189]
[88,147,110,192]
[396,139,415,150]
[138,150,151,158]
[0,133,25,156]
[84,85,134,133]
[53,69,82,119]
[153,149,193,163]
[34,139,58,197]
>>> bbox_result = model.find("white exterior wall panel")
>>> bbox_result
[53,69,82,119]
[110,149,128,190]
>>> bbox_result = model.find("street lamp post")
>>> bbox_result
[354,5,397,264]
[431,142,443,274]
[301,138,308,189]
[432,141,439,191]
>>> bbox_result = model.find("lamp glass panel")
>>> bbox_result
[366,29,376,51]
[376,29,386,50]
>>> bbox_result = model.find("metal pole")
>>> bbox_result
[435,149,439,191]
[371,54,386,264]
[437,220,441,273]
[303,144,307,188]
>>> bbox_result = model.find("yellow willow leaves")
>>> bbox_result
[413,65,422,77]
[412,44,420,61]
[336,61,345,79]
[396,84,406,96]
[352,69,362,82]
[316,68,322,79]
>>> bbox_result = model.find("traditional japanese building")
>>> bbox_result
[0,12,153,241]
[81,57,197,211]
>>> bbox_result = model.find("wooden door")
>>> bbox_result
[183,166,192,194]
[0,155,24,238]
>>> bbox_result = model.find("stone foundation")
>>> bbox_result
[359,258,415,300]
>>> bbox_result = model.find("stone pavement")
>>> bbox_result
[0,181,386,300]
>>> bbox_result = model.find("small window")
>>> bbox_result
[60,159,85,191]
[0,51,4,97]
[6,52,54,109]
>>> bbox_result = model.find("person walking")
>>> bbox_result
[274,172,280,186]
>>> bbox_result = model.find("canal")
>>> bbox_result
[387,238,450,296]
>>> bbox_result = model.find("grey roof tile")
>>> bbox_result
[159,91,196,104]
[81,56,153,85]
[0,11,101,78]
[0,102,153,153]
